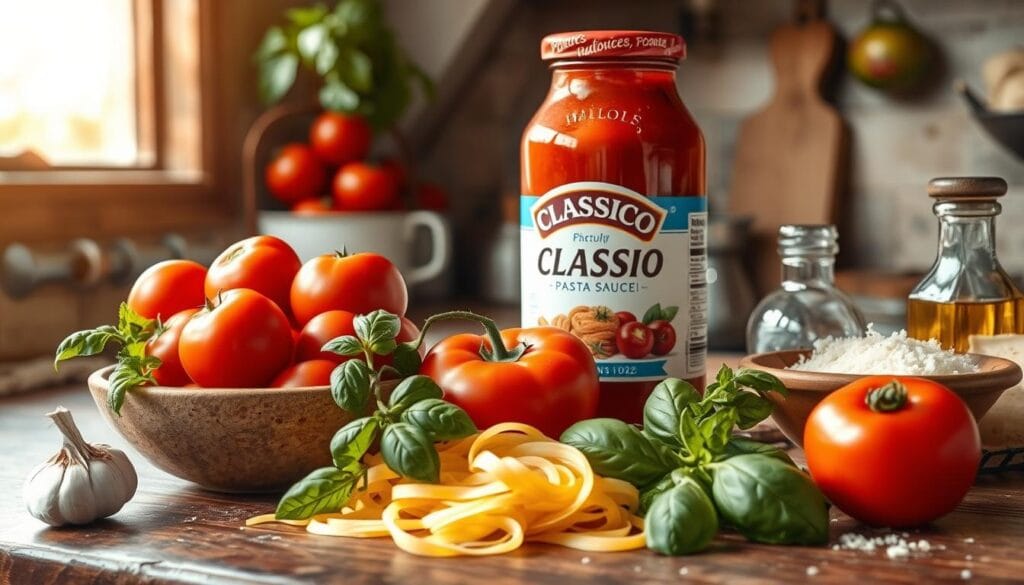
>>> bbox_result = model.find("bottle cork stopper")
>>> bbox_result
[927,177,1007,199]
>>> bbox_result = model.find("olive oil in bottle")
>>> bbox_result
[907,177,1024,352]
[907,298,1021,353]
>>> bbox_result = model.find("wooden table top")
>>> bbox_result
[1,329,1023,584]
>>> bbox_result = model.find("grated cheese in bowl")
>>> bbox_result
[789,328,979,375]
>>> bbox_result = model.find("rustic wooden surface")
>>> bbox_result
[2,345,1023,583]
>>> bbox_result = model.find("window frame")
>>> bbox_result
[0,0,236,244]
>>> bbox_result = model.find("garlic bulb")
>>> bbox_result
[23,407,138,526]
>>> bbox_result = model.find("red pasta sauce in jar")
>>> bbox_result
[520,30,707,423]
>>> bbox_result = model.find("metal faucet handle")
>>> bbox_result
[1,239,104,298]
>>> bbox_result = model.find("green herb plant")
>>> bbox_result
[275,309,476,520]
[560,365,829,555]
[255,0,432,130]
[54,303,164,415]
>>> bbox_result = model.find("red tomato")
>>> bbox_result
[413,182,449,211]
[380,157,408,189]
[204,236,301,316]
[332,162,399,211]
[296,310,421,366]
[146,309,197,386]
[309,112,372,165]
[616,321,653,359]
[615,311,637,325]
[420,326,599,438]
[127,260,207,320]
[648,320,676,356]
[265,143,325,205]
[292,198,333,215]
[271,360,336,388]
[290,252,408,326]
[804,376,981,527]
[178,289,294,388]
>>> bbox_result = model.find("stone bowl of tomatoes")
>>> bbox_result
[86,367,380,493]
[59,233,421,493]
[739,349,1022,447]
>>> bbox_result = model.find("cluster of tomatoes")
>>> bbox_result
[264,112,447,214]
[127,235,416,389]
[614,310,676,360]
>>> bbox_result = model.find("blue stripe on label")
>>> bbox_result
[596,359,668,379]
[520,194,706,231]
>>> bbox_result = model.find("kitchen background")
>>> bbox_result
[0,0,1022,361]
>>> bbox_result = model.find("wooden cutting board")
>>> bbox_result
[729,17,847,295]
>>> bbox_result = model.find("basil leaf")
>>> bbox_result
[392,342,422,378]
[677,409,705,460]
[380,422,439,483]
[330,417,380,468]
[322,335,364,357]
[118,302,156,341]
[330,359,372,413]
[643,378,701,448]
[54,325,120,366]
[639,473,674,514]
[401,399,476,441]
[710,454,828,545]
[734,368,788,397]
[642,303,662,325]
[296,23,328,62]
[259,52,298,105]
[560,419,679,486]
[646,477,718,555]
[387,375,443,413]
[285,4,328,27]
[716,364,734,389]
[254,26,287,60]
[107,362,152,416]
[315,41,340,76]
[275,466,359,520]
[719,437,796,467]
[354,310,401,355]
[660,305,679,322]
[732,391,775,429]
[698,407,737,454]
[339,47,374,93]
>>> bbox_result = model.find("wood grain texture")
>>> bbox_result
[728,19,847,295]
[2,381,1024,583]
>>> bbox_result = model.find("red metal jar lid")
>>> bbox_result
[540,30,686,62]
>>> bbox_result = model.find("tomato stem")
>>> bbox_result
[412,310,525,362]
[866,380,908,412]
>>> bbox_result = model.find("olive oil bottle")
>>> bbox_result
[907,177,1024,352]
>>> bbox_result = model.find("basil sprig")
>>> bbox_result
[275,309,476,521]
[54,303,165,415]
[561,364,828,556]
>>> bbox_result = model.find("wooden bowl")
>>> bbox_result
[738,350,1023,447]
[87,366,360,493]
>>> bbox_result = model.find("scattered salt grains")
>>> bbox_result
[789,328,978,375]
[886,545,910,560]
[966,555,974,561]
[964,537,976,544]
[961,569,973,580]
[580,557,591,565]
[633,565,642,573]
[679,567,689,576]
[806,566,820,577]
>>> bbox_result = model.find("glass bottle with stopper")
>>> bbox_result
[907,177,1023,352]
[746,225,866,353]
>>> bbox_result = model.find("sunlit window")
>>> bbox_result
[0,0,140,167]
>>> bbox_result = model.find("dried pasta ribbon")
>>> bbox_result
[247,423,645,557]
[538,314,571,331]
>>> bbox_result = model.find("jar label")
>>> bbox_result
[520,182,707,381]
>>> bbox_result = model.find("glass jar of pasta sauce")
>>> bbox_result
[520,30,707,423]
